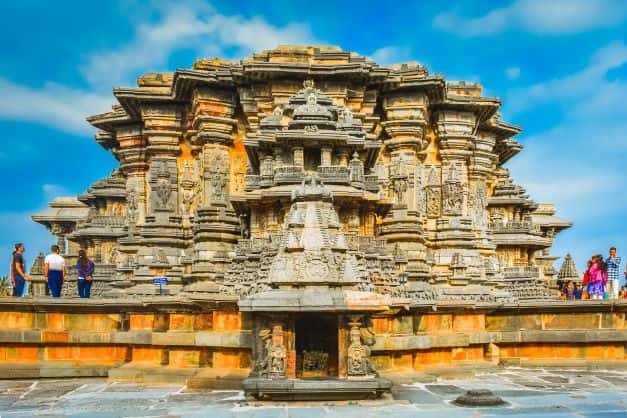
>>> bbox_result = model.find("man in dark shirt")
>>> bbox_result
[10,243,29,297]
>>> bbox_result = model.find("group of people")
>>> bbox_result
[561,247,626,301]
[10,243,96,298]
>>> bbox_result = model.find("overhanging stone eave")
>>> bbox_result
[237,289,391,312]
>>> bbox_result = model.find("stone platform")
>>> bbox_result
[1,368,626,416]
[242,377,392,400]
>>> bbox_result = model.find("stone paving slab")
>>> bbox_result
[0,368,624,417]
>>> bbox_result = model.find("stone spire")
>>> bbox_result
[558,253,579,281]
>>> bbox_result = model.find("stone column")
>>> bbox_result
[321,146,332,166]
[435,110,487,285]
[189,87,240,284]
[337,149,349,167]
[293,146,304,169]
[378,92,430,286]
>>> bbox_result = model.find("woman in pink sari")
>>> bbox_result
[587,255,608,299]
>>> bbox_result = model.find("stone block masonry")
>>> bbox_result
[0,298,624,385]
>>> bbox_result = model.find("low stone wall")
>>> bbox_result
[0,298,624,385]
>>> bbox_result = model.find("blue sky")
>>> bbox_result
[0,0,625,276]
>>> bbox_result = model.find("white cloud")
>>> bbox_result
[504,42,627,270]
[82,1,318,88]
[0,78,112,135]
[434,0,627,37]
[505,41,627,114]
[42,184,72,202]
[0,0,318,136]
[369,46,413,65]
[505,66,520,80]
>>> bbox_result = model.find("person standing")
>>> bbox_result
[44,245,65,298]
[587,255,608,300]
[606,247,622,299]
[10,243,29,297]
[76,250,95,298]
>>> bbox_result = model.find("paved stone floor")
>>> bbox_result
[0,368,625,417]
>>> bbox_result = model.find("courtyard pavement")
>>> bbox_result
[0,367,625,417]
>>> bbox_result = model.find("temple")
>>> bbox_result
[29,45,577,398]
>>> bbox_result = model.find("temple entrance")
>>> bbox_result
[295,314,338,378]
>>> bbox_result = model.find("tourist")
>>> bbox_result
[44,245,66,298]
[76,250,95,298]
[581,259,593,300]
[587,255,608,300]
[563,280,581,300]
[619,285,627,300]
[10,243,29,297]
[605,247,622,299]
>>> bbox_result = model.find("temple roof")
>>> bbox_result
[558,253,579,280]
[86,45,519,148]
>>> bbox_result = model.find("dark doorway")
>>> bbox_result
[295,314,338,378]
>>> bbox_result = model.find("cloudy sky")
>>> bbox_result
[0,0,625,275]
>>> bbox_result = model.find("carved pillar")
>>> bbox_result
[321,146,332,166]
[293,146,304,169]
[189,87,240,283]
[435,110,487,285]
[337,149,349,167]
[378,92,430,284]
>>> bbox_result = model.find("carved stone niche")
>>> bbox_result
[148,159,178,214]
[347,316,377,379]
[442,163,464,216]
[252,322,287,379]
[425,165,441,218]
[203,147,230,206]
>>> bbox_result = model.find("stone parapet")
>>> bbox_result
[0,299,624,384]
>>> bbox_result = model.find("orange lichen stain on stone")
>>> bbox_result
[230,133,248,193]
[196,102,230,117]
[44,346,126,362]
[42,331,69,343]
[193,313,213,331]
[416,314,453,333]
[413,349,452,368]
[212,312,241,331]
[213,351,241,369]
[169,314,195,331]
[0,312,34,329]
[452,346,484,362]
[542,313,600,330]
[131,347,163,364]
[66,314,120,332]
[0,346,39,362]
[129,314,155,330]
[169,350,201,368]
[372,318,390,334]
[45,313,66,331]
[584,344,624,360]
[392,353,413,369]
[452,314,485,332]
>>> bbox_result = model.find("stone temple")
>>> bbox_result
[28,45,579,398]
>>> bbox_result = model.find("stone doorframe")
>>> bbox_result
[250,313,376,380]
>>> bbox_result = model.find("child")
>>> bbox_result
[587,255,608,300]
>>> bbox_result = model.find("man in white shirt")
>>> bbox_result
[44,245,65,298]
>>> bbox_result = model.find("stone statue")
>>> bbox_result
[347,322,376,377]
[126,190,138,223]
[268,325,287,378]
[442,164,464,216]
